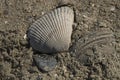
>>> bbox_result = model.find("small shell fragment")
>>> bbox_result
[27,6,74,53]
[24,34,27,39]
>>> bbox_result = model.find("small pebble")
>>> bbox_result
[83,15,87,18]
[20,39,28,46]
[63,65,67,73]
[99,22,107,28]
[70,74,74,78]
[33,54,57,72]
[91,4,95,7]
[41,12,45,15]
[54,74,58,78]
[4,21,8,24]
[110,6,115,11]
[23,34,27,39]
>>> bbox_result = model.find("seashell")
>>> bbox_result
[70,28,115,54]
[27,7,74,53]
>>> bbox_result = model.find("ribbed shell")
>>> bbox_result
[27,7,74,53]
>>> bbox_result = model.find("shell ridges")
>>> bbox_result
[28,6,74,53]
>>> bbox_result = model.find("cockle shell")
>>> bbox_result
[27,7,74,53]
